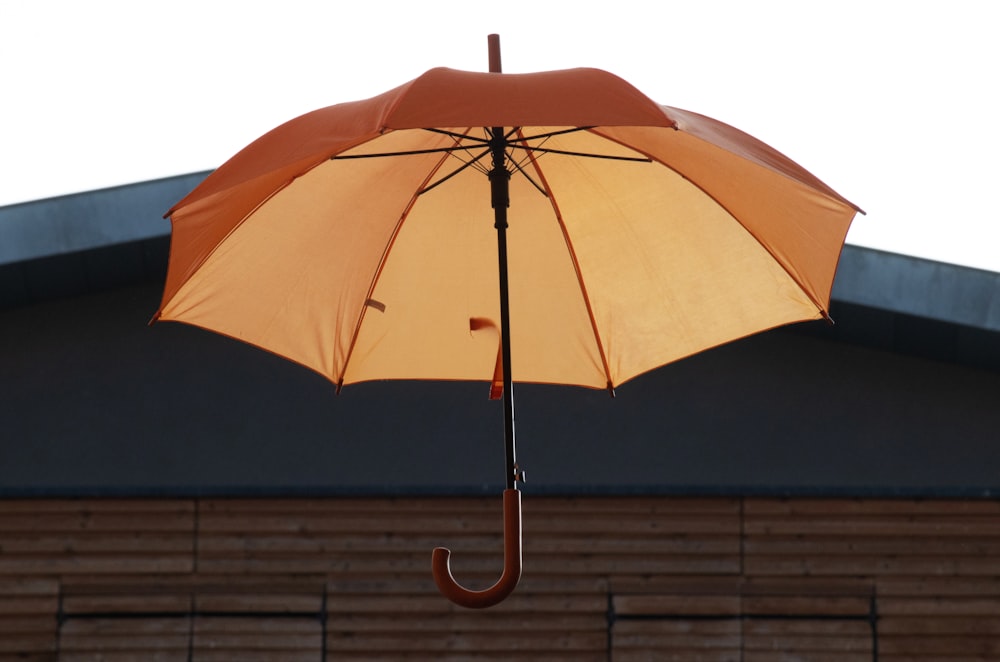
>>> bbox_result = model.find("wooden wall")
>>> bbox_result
[1,495,998,660]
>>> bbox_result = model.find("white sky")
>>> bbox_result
[2,1,998,272]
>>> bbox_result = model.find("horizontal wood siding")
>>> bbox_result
[744,498,1000,661]
[0,496,997,660]
[0,577,59,661]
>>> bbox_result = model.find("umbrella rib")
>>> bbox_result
[333,128,651,165]
[332,145,472,160]
[590,127,836,319]
[407,130,548,198]
[424,128,491,144]
[419,148,492,195]
[336,149,457,389]
[508,144,651,163]
[434,126,584,143]
[516,126,596,141]
[513,128,617,393]
[514,127,652,163]
[506,154,548,197]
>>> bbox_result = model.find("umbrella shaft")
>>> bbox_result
[497,216,516,490]
[490,127,517,491]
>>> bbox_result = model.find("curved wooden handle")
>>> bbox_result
[431,488,522,608]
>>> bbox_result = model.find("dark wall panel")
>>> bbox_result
[2,281,1000,495]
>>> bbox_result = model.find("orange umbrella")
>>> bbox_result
[154,35,862,608]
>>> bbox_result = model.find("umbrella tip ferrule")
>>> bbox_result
[488,34,502,74]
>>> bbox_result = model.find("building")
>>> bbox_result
[2,174,999,659]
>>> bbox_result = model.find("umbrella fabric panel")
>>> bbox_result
[158,130,460,382]
[599,124,858,310]
[347,138,609,389]
[159,127,610,388]
[523,127,826,387]
[382,67,674,131]
[161,67,674,228]
[344,124,834,390]
[159,121,851,390]
[157,66,677,317]
[158,95,408,310]
[661,105,859,209]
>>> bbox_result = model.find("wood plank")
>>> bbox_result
[614,653,738,662]
[195,592,323,613]
[57,654,188,662]
[743,517,1000,537]
[325,591,607,614]
[0,578,58,616]
[57,616,191,651]
[613,594,740,616]
[0,633,57,656]
[743,619,872,653]
[608,575,743,595]
[197,512,735,536]
[0,595,58,616]
[0,534,194,555]
[879,616,1000,636]
[62,593,192,615]
[745,619,873,636]
[193,616,321,649]
[878,633,1000,657]
[197,532,737,555]
[613,618,741,636]
[59,580,326,616]
[744,498,1000,516]
[878,597,1000,617]
[0,577,58,658]
[198,495,739,516]
[325,630,607,653]
[613,593,872,618]
[327,574,608,595]
[744,537,1000,556]
[740,578,873,596]
[0,499,195,515]
[195,653,316,662]
[198,553,738,577]
[876,575,1000,597]
[0,508,194,533]
[612,619,741,658]
[327,612,604,632]
[0,555,193,575]
[328,654,603,662]
[59,574,326,594]
[744,653,870,662]
[742,594,871,616]
[746,554,1000,577]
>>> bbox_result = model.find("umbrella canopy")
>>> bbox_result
[154,36,861,607]
[156,74,859,394]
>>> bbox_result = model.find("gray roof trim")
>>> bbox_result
[0,172,207,266]
[833,247,1000,333]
